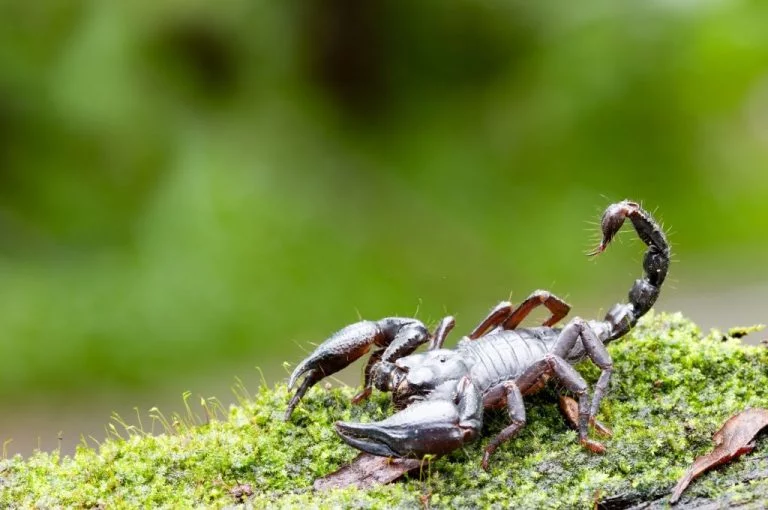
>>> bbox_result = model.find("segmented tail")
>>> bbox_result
[592,200,670,341]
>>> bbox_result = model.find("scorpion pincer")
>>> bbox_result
[284,200,669,470]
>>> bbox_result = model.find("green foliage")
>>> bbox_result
[2,313,768,508]
[0,0,768,402]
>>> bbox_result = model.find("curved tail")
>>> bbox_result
[591,200,670,341]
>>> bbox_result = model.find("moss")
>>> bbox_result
[2,313,768,508]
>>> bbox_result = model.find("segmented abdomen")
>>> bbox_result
[460,328,558,391]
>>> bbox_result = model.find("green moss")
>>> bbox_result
[2,313,768,508]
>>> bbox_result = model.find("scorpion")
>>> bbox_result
[284,200,669,470]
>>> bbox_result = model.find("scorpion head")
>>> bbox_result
[374,349,472,409]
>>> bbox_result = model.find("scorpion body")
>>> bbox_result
[285,200,669,469]
[461,326,582,392]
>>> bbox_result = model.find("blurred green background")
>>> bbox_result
[1,0,767,455]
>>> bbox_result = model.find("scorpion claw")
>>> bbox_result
[285,320,389,421]
[335,398,479,458]
[288,321,382,391]
[334,422,403,458]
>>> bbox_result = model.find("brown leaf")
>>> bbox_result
[314,453,428,490]
[559,395,613,437]
[670,408,768,504]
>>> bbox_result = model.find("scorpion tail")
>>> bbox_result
[590,200,670,341]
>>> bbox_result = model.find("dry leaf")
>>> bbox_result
[314,453,427,490]
[559,395,612,437]
[670,408,768,504]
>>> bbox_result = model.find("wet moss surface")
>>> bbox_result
[2,313,768,508]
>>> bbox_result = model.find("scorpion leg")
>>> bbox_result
[502,290,571,329]
[468,301,513,339]
[468,290,570,340]
[428,316,456,350]
[481,381,526,470]
[546,355,606,453]
[554,317,613,432]
[335,377,483,458]
[518,355,606,453]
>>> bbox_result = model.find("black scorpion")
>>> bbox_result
[284,200,669,469]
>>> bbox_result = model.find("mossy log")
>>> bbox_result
[2,313,768,508]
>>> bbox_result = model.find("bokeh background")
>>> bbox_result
[1,1,767,456]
